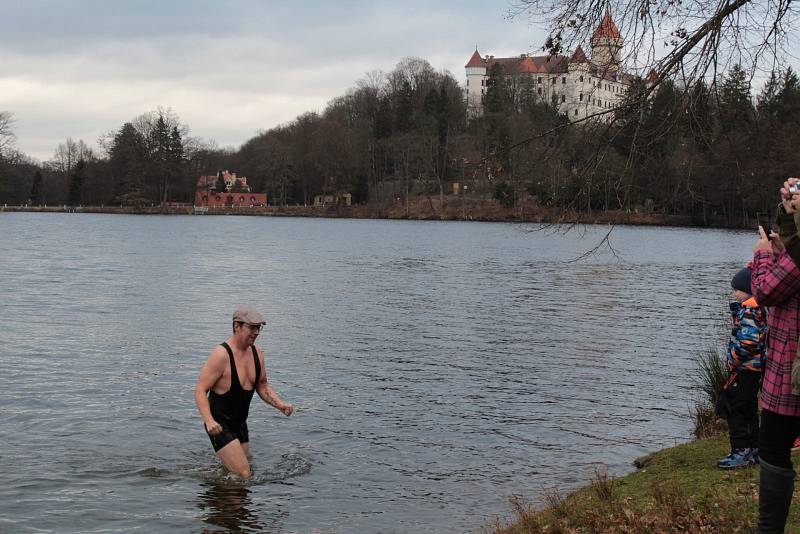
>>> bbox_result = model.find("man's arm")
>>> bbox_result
[255,347,293,416]
[195,347,226,434]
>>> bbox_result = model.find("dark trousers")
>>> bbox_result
[760,409,800,468]
[724,371,761,450]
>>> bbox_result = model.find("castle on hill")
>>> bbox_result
[465,12,633,120]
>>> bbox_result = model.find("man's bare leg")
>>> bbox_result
[216,439,251,478]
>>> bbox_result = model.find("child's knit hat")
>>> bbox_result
[731,267,752,294]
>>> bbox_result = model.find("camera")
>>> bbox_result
[791,183,800,194]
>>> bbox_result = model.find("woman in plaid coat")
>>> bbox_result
[751,179,800,533]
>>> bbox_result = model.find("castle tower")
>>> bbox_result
[590,12,622,74]
[464,49,488,116]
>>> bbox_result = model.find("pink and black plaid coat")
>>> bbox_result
[752,249,800,416]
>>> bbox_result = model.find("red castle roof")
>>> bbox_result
[465,50,485,68]
[570,45,589,63]
[465,49,573,73]
[592,12,621,40]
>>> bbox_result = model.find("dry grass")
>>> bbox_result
[487,435,774,534]
[692,404,729,440]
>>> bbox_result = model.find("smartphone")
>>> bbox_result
[759,214,773,235]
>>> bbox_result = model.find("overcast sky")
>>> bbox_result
[1,0,557,161]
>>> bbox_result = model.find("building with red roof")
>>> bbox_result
[194,170,267,207]
[465,12,631,121]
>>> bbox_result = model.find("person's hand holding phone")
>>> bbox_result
[755,226,773,253]
[771,231,785,255]
[781,177,800,213]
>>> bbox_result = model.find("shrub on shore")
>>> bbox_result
[692,346,729,439]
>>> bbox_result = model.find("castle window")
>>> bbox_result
[551,77,556,84]
[466,79,469,86]
[579,93,583,101]
[574,109,578,116]
[561,94,565,103]
[562,77,566,84]
[579,75,584,82]
[537,88,542,95]
[538,77,542,84]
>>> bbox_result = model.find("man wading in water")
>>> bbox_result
[195,306,293,478]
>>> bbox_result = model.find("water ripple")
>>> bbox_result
[0,214,752,533]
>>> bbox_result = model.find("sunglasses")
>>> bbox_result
[236,322,263,332]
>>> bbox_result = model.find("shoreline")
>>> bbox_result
[491,434,800,533]
[1,199,750,229]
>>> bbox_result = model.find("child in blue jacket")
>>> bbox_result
[717,266,767,469]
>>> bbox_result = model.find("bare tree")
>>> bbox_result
[0,111,16,160]
[49,138,94,174]
[510,0,797,90]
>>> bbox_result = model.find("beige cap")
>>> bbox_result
[232,306,266,325]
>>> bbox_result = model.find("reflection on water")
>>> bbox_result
[194,453,310,532]
[197,482,281,534]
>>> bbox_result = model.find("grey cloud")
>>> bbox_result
[1,0,545,159]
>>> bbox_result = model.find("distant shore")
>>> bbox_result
[2,197,739,228]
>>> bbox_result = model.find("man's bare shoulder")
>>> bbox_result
[206,345,229,365]
[197,345,228,387]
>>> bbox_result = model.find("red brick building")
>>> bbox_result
[194,171,267,207]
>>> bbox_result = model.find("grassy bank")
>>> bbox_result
[490,435,800,533]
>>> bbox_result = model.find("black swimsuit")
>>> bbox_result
[205,342,261,452]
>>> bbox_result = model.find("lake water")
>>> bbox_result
[0,213,755,533]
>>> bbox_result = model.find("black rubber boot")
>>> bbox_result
[757,459,795,534]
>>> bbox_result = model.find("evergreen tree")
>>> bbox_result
[68,159,86,206]
[215,171,226,192]
[167,126,186,199]
[484,63,509,114]
[777,68,800,124]
[757,70,781,118]
[29,170,43,205]
[147,115,171,203]
[109,122,147,204]
[718,64,754,132]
